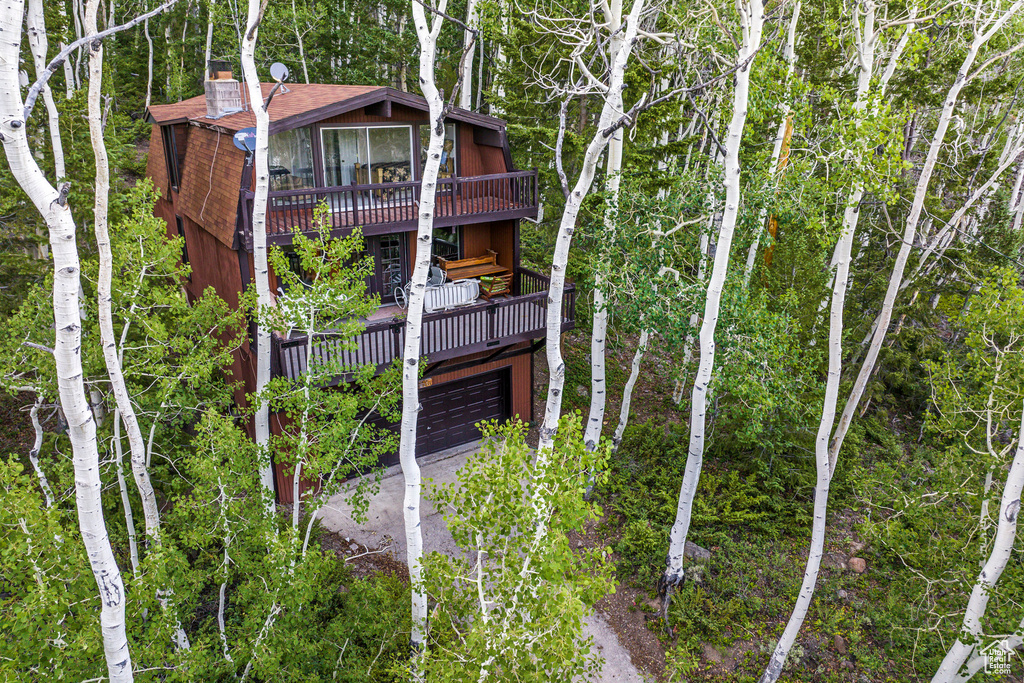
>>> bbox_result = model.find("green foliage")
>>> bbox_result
[421,415,615,681]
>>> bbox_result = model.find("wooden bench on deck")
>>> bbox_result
[437,249,512,300]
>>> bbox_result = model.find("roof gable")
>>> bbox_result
[146,84,506,134]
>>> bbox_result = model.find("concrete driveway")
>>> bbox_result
[315,441,648,683]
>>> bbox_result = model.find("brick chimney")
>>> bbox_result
[204,59,242,119]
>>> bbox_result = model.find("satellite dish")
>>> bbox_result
[270,62,290,83]
[233,127,257,153]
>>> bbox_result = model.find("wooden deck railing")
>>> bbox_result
[241,170,539,248]
[271,266,575,380]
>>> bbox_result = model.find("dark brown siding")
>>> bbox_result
[458,122,508,176]
[152,196,176,241]
[319,103,426,125]
[489,221,515,271]
[429,345,531,422]
[178,126,246,247]
[145,125,170,199]
[463,224,491,259]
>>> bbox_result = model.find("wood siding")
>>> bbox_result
[145,125,170,198]
[318,103,425,125]
[178,126,246,247]
[458,122,508,176]
[429,348,531,422]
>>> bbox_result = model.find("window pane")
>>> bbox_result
[432,226,460,260]
[368,127,413,184]
[269,127,314,192]
[419,123,457,178]
[322,128,368,186]
[379,233,404,298]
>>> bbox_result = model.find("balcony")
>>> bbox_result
[271,267,575,381]
[240,170,539,250]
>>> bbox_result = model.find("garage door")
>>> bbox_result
[417,369,510,454]
[372,368,511,468]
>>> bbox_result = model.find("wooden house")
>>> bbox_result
[144,69,576,503]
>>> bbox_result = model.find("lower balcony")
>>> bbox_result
[271,267,575,381]
[241,170,539,250]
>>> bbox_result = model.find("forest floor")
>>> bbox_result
[530,331,944,683]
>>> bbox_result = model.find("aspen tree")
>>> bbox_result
[662,0,763,608]
[404,0,450,656]
[583,0,628,455]
[829,0,1024,474]
[240,0,279,513]
[760,8,917,677]
[536,0,648,455]
[0,2,133,678]
[931,406,1024,682]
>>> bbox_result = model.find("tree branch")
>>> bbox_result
[24,0,179,121]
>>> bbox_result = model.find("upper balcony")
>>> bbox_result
[270,266,575,382]
[239,170,539,251]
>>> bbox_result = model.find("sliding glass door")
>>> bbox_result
[320,126,414,210]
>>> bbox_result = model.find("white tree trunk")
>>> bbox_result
[112,409,141,575]
[663,0,764,592]
[583,0,625,454]
[828,0,1024,473]
[459,0,477,110]
[26,0,66,183]
[611,329,649,449]
[0,3,132,677]
[405,0,450,654]
[931,406,1024,682]
[538,0,646,454]
[290,0,310,83]
[28,395,55,507]
[240,4,280,514]
[742,0,800,287]
[144,18,151,110]
[86,0,163,546]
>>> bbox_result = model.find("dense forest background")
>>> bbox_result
[2,0,1024,680]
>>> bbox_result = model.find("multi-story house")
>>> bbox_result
[144,66,576,502]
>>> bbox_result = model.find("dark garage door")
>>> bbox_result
[417,369,510,454]
[372,368,511,468]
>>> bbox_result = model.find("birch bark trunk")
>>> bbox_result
[931,406,1024,682]
[404,0,450,654]
[26,0,66,183]
[828,0,1024,474]
[459,0,477,110]
[0,3,132,677]
[537,0,646,454]
[28,395,55,507]
[583,0,625,454]
[240,3,280,513]
[86,0,163,547]
[662,0,763,599]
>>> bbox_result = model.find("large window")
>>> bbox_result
[268,127,315,192]
[420,123,457,178]
[321,126,414,188]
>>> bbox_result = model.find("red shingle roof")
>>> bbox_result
[147,83,385,132]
